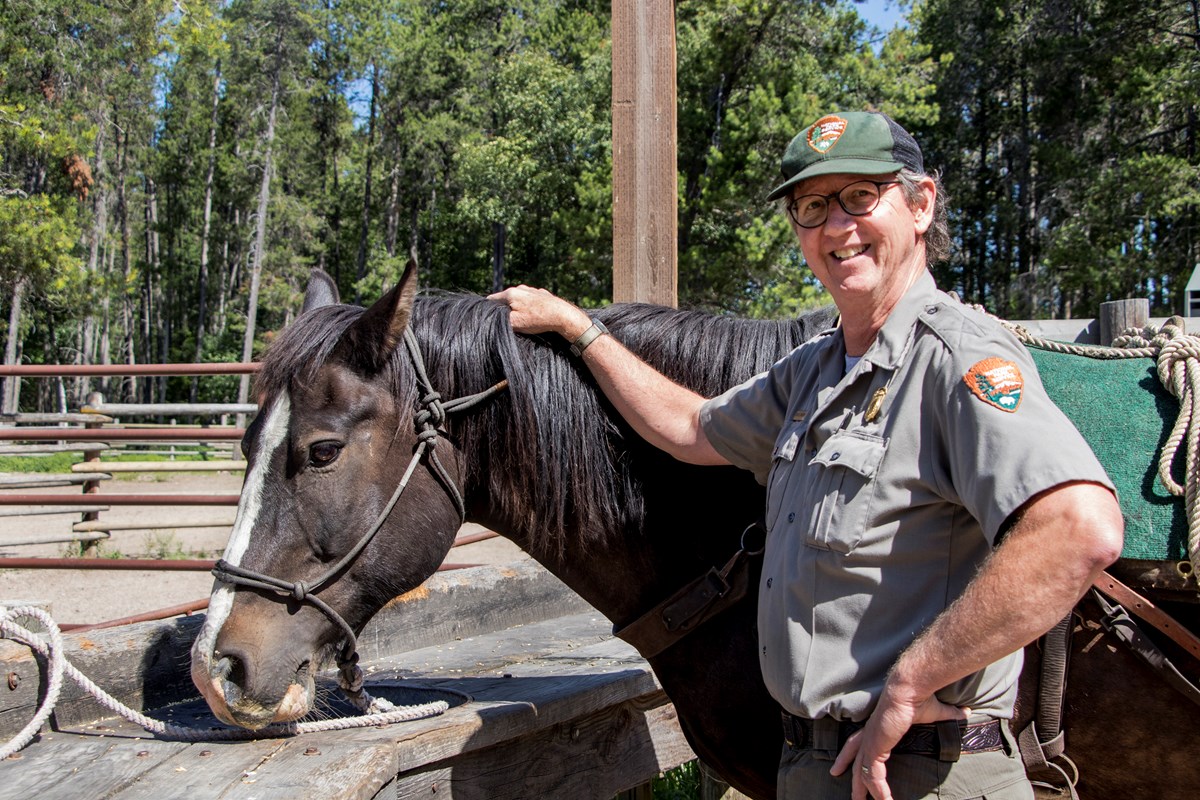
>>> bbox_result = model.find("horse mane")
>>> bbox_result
[253,292,836,558]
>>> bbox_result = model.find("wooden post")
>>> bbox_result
[1099,298,1150,345]
[612,0,678,307]
[80,392,105,557]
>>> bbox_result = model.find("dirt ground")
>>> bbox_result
[0,470,527,625]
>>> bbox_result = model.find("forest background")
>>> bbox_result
[1,0,1197,412]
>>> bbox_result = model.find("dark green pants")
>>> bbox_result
[777,719,1033,800]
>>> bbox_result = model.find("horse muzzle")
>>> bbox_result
[191,642,315,730]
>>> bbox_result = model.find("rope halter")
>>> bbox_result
[211,327,508,704]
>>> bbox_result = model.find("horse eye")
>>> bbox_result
[308,441,342,467]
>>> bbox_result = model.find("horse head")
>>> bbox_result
[190,264,472,730]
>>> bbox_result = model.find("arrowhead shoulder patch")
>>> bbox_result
[963,357,1024,413]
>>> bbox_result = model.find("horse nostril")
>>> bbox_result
[213,650,248,702]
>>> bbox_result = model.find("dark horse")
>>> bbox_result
[192,266,1199,799]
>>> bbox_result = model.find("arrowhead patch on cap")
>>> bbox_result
[963,358,1024,412]
[806,115,849,154]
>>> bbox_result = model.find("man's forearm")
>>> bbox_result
[577,332,727,465]
[488,285,727,465]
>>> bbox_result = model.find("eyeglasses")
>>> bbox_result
[786,180,900,229]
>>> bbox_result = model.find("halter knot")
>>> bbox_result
[420,391,447,425]
[209,326,509,695]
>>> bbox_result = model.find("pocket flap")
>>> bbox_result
[809,430,887,478]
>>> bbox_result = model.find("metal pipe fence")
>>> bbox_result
[0,360,505,630]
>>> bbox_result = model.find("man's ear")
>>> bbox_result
[912,176,937,236]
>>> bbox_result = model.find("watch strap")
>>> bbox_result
[569,319,609,357]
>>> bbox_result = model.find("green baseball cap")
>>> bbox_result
[766,111,924,201]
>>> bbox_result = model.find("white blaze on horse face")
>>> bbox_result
[192,393,291,664]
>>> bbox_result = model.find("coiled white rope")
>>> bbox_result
[1,605,456,759]
[1006,316,1200,579]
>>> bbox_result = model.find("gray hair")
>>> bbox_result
[896,168,951,266]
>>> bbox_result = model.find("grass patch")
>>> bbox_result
[0,453,82,473]
[652,762,701,799]
[142,532,192,560]
[0,451,237,474]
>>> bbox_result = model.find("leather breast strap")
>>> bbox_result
[1020,567,1200,800]
[613,522,764,660]
[1092,570,1200,660]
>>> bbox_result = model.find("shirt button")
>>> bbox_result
[787,512,795,523]
[762,646,767,655]
[926,305,939,314]
[830,452,841,461]
[766,577,773,589]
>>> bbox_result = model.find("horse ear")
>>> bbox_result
[302,269,340,312]
[342,261,418,373]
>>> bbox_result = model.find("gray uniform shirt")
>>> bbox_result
[700,270,1114,721]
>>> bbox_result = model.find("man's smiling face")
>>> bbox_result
[790,172,935,320]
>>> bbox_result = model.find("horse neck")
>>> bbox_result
[442,317,773,628]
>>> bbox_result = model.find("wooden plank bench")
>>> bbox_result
[0,561,696,798]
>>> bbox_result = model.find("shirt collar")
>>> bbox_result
[862,269,940,370]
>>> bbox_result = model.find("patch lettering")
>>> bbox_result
[806,115,848,154]
[963,358,1024,413]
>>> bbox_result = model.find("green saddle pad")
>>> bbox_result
[1027,345,1185,561]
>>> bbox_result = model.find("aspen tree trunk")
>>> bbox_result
[238,32,284,406]
[144,177,161,402]
[354,61,379,304]
[385,157,400,258]
[193,62,221,402]
[3,277,26,414]
[78,125,107,406]
[114,115,138,402]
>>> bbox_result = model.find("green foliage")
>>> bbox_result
[0,193,85,302]
[142,531,192,560]
[915,0,1200,318]
[651,760,700,799]
[3,0,1197,415]
[0,453,80,473]
[672,0,940,313]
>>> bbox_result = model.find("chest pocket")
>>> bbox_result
[806,429,888,554]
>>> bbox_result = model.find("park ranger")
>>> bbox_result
[490,110,1124,800]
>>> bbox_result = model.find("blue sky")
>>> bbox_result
[854,0,910,32]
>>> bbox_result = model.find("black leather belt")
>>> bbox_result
[781,711,1005,762]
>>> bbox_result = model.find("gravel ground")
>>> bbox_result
[0,470,526,625]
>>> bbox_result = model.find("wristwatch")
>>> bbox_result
[569,319,610,357]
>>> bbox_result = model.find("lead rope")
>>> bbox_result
[213,327,507,715]
[0,605,464,760]
[1000,316,1200,583]
[4,328,508,757]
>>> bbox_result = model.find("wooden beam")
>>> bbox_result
[612,0,678,307]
